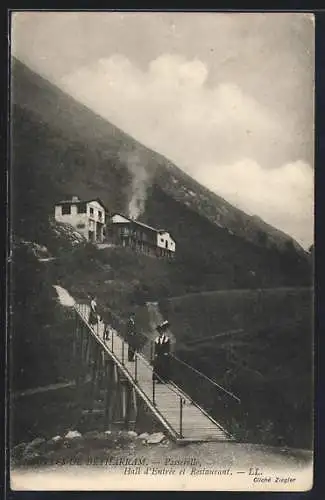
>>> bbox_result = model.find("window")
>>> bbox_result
[90,207,94,216]
[165,241,168,249]
[77,203,87,214]
[62,205,71,215]
[98,211,102,220]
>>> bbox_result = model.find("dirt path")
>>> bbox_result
[53,285,76,307]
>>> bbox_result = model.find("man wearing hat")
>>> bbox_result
[152,320,171,383]
[88,295,99,326]
[126,312,138,362]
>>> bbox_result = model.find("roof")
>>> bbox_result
[111,213,175,243]
[55,197,108,212]
[111,213,166,233]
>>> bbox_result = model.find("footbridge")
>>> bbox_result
[73,302,241,443]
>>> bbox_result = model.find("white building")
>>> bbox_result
[54,196,107,243]
[108,213,176,258]
[156,230,176,254]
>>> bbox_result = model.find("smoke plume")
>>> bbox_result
[119,150,151,220]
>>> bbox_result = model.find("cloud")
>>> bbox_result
[59,53,313,247]
[197,159,313,247]
[59,54,284,166]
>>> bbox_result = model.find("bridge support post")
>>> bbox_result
[104,361,117,430]
[109,365,118,428]
[123,382,135,430]
[89,340,102,410]
[80,320,86,365]
[73,311,83,396]
[72,309,78,362]
[104,358,113,427]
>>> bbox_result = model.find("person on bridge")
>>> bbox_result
[103,311,113,340]
[88,296,99,326]
[103,322,110,341]
[126,312,138,362]
[152,321,171,383]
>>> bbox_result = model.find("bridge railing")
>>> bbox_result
[173,354,242,435]
[134,334,242,438]
[76,303,241,439]
[75,304,187,438]
[142,338,241,437]
[139,334,240,415]
[131,353,187,438]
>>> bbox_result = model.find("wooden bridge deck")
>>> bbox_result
[76,303,231,443]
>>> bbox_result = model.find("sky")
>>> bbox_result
[11,12,314,248]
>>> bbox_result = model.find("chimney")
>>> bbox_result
[72,196,79,202]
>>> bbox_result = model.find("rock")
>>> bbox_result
[146,432,165,444]
[51,435,62,442]
[137,432,149,440]
[127,431,138,438]
[29,437,46,448]
[65,430,82,440]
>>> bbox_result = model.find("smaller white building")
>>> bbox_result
[156,231,176,253]
[54,196,107,243]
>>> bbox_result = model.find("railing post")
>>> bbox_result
[150,341,153,363]
[75,307,78,336]
[179,398,183,438]
[134,353,138,383]
[152,375,156,406]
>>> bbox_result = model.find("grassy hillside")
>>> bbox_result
[160,287,312,345]
[160,288,313,449]
[144,186,310,289]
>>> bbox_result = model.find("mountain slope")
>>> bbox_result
[11,57,311,288]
